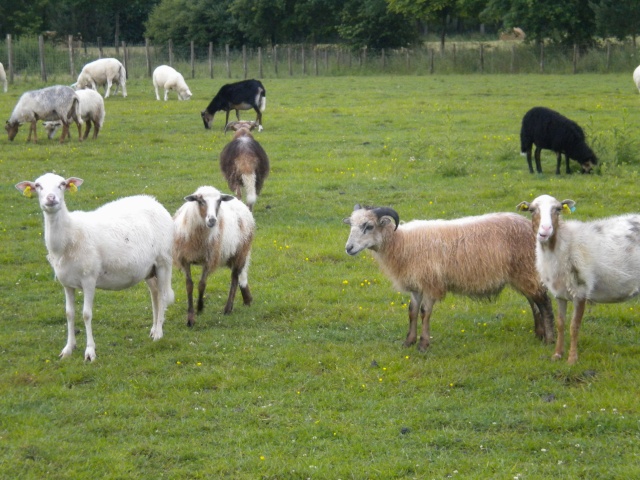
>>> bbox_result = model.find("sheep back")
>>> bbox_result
[219,135,270,195]
[375,213,540,300]
[8,86,80,126]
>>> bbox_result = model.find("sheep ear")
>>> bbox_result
[15,181,36,198]
[185,194,199,203]
[353,204,362,211]
[561,200,576,213]
[221,194,235,202]
[343,217,352,225]
[516,201,530,211]
[66,177,83,191]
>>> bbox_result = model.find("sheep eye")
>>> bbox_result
[363,223,374,233]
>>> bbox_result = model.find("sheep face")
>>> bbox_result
[201,110,214,129]
[43,121,62,139]
[5,121,19,141]
[15,173,84,214]
[517,195,575,245]
[178,88,192,101]
[343,205,400,255]
[184,187,235,228]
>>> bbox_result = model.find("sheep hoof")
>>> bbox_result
[551,353,563,361]
[84,348,96,362]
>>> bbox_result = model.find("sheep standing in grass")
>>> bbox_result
[75,58,127,98]
[634,65,640,92]
[153,65,192,101]
[202,79,266,130]
[44,88,105,140]
[0,62,7,93]
[344,205,555,351]
[173,186,255,325]
[5,85,82,143]
[15,173,174,361]
[220,121,270,212]
[518,194,640,364]
[520,106,597,174]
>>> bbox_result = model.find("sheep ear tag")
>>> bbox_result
[69,183,78,194]
[562,204,575,214]
[22,186,33,198]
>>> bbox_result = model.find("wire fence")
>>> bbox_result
[1,35,639,85]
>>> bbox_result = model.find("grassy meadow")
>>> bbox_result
[1,73,639,479]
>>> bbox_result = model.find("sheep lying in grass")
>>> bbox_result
[344,205,555,351]
[153,65,192,101]
[5,85,82,143]
[220,121,270,211]
[518,194,640,364]
[75,58,127,98]
[15,173,174,361]
[173,186,255,325]
[520,106,597,174]
[44,88,105,140]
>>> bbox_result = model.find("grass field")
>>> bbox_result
[1,74,639,479]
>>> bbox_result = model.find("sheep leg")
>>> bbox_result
[527,293,555,343]
[567,299,586,365]
[564,153,572,174]
[27,120,37,143]
[81,286,97,362]
[417,297,435,352]
[405,291,434,351]
[534,147,543,173]
[146,276,163,340]
[59,123,70,144]
[224,269,240,314]
[104,80,112,98]
[555,151,563,174]
[60,286,77,359]
[155,85,160,101]
[525,148,534,173]
[83,120,92,140]
[92,121,100,140]
[253,106,262,126]
[183,264,197,327]
[552,298,568,361]
[239,263,252,306]
[164,89,169,101]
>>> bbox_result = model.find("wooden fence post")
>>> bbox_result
[479,43,484,73]
[145,38,152,77]
[429,48,434,74]
[381,48,385,70]
[258,47,263,78]
[168,39,173,66]
[288,46,292,76]
[7,34,13,83]
[38,35,47,82]
[209,42,214,79]
[606,40,611,72]
[510,44,515,73]
[573,44,578,74]
[226,44,231,78]
[191,41,195,78]
[122,41,128,79]
[274,45,278,76]
[302,45,306,75]
[68,35,75,78]
[242,45,247,79]
[98,37,103,58]
[313,46,318,75]
[539,42,545,73]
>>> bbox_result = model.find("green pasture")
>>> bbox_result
[1,74,639,479]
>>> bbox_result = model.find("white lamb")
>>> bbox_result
[518,194,640,364]
[153,65,192,101]
[173,186,254,326]
[44,88,106,140]
[15,173,174,361]
[5,85,82,143]
[75,58,127,98]
[634,65,640,93]
[0,62,7,93]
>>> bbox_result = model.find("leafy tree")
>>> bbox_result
[0,0,48,37]
[337,0,419,49]
[591,0,640,48]
[482,0,596,46]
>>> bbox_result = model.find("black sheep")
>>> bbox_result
[201,79,266,130]
[520,106,597,174]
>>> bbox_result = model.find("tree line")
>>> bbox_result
[0,0,638,51]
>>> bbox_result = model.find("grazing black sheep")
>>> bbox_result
[520,106,597,174]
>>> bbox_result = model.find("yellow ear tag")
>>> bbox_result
[69,183,78,194]
[23,186,33,198]
[562,204,572,214]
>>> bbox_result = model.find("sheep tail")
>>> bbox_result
[242,173,257,206]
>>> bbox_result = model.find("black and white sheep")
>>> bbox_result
[518,194,640,364]
[173,186,255,325]
[15,173,175,361]
[201,79,266,130]
[520,106,598,174]
[5,85,82,143]
[75,58,127,98]
[220,121,270,212]
[343,205,555,351]
[0,62,6,93]
[153,65,192,101]
[44,88,105,140]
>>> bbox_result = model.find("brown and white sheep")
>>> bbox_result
[219,121,270,212]
[343,205,555,351]
[173,186,255,326]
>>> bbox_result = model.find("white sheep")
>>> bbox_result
[344,205,555,351]
[0,62,7,93]
[633,65,640,93]
[15,173,174,361]
[44,88,106,140]
[220,121,270,211]
[75,58,127,98]
[5,85,82,143]
[518,194,640,364]
[173,186,255,325]
[153,65,192,101]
